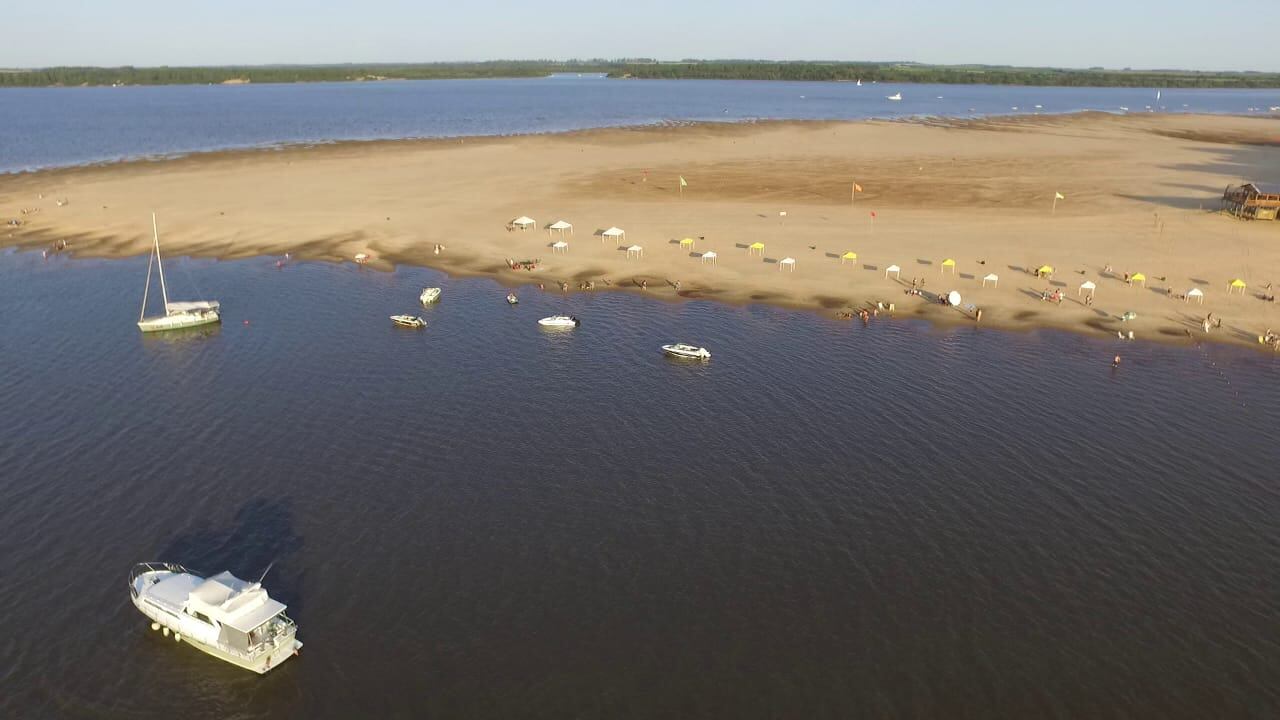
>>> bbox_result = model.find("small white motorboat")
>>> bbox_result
[390,315,425,328]
[419,287,441,304]
[129,562,301,674]
[538,315,579,328]
[662,343,711,360]
[506,293,519,305]
[886,92,902,101]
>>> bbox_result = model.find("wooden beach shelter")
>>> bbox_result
[1035,265,1054,278]
[626,244,644,259]
[1131,272,1146,287]
[511,216,536,230]
[779,257,796,271]
[982,273,999,288]
[1228,278,1247,295]
[552,240,568,253]
[680,237,696,250]
[602,227,625,243]
[941,258,956,274]
[1222,183,1280,220]
[885,264,901,279]
[840,251,858,265]
[748,241,765,256]
[548,220,573,237]
[701,250,717,264]
[1187,287,1205,304]
[1079,280,1097,297]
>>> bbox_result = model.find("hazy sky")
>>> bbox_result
[3,0,1273,72]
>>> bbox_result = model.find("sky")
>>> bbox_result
[3,0,1273,72]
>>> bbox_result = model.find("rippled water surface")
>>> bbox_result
[0,250,1277,718]
[3,78,1279,172]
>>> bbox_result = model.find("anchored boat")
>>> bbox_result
[538,315,579,328]
[419,287,441,304]
[137,214,221,332]
[662,343,712,360]
[129,563,301,674]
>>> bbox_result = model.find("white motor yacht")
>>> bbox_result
[137,214,221,332]
[390,315,425,328]
[419,287,441,304]
[538,315,579,328]
[886,92,902,101]
[506,293,519,305]
[662,343,712,360]
[129,562,301,674]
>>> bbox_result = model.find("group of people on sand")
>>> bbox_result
[1260,329,1280,351]
[1041,288,1064,305]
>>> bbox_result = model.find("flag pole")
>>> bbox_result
[1052,195,1058,215]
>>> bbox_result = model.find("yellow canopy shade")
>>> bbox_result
[1230,278,1246,287]
[841,251,857,259]
[1037,265,1054,274]
[680,237,696,246]
[1131,272,1146,281]
[942,258,956,266]
[749,242,765,249]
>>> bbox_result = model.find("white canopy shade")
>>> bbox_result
[626,244,643,258]
[701,250,718,263]
[1079,280,1097,296]
[1187,287,1204,303]
[885,264,901,278]
[548,220,573,236]
[981,273,999,288]
[552,241,568,252]
[511,216,536,228]
[602,226,625,237]
[779,257,796,271]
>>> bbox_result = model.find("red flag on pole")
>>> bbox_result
[870,211,877,218]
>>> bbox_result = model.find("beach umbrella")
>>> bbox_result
[1036,265,1054,277]
[1187,287,1204,304]
[840,251,857,265]
[748,242,765,256]
[948,290,962,306]
[885,264,901,279]
[1079,280,1096,296]
[779,257,796,271]
[941,258,956,274]
[982,273,999,288]
[1228,278,1246,294]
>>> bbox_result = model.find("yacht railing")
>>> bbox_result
[128,562,191,599]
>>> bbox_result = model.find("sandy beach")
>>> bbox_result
[3,112,1279,348]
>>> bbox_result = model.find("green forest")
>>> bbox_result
[3,60,1278,89]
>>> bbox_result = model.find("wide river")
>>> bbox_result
[1,79,1279,718]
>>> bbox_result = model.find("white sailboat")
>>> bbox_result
[137,214,220,332]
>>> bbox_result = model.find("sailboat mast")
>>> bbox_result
[152,213,171,311]
[139,240,155,321]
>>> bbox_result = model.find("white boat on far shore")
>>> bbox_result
[129,562,301,674]
[886,92,902,101]
[662,343,711,360]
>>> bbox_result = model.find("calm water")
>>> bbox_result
[1,250,1277,718]
[2,77,1279,172]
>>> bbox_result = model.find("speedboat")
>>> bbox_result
[506,293,519,305]
[419,287,441,304]
[390,315,425,328]
[538,315,579,328]
[662,343,711,360]
[886,93,902,101]
[129,562,301,674]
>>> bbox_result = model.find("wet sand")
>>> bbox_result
[3,112,1279,348]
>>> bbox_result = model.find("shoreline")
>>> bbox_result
[4,112,1279,352]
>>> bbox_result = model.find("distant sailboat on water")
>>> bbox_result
[137,213,221,332]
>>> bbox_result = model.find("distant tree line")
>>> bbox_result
[2,60,1277,89]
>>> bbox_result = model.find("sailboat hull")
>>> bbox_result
[138,310,221,332]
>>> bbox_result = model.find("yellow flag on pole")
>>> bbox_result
[679,176,688,187]
[1055,192,1065,200]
